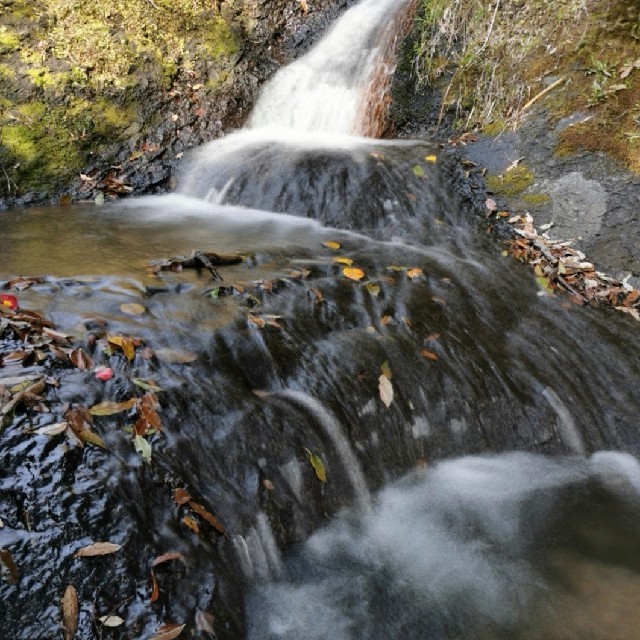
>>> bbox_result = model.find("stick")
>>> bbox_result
[520,76,566,114]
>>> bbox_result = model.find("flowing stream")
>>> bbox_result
[1,0,640,638]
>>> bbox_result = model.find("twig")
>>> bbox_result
[519,76,566,115]
[192,250,222,281]
[476,0,501,56]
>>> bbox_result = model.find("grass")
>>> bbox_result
[412,0,640,171]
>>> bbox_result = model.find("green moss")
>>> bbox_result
[482,119,507,136]
[486,165,535,197]
[522,193,551,206]
[0,26,20,53]
[0,64,15,81]
[200,17,239,60]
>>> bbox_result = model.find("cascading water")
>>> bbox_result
[1,1,640,639]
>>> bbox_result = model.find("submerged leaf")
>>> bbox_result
[77,430,106,449]
[132,379,162,393]
[378,374,394,408]
[148,624,186,640]
[333,256,354,266]
[107,335,136,361]
[89,399,137,416]
[304,448,327,482]
[120,303,146,317]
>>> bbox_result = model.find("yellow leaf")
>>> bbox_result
[304,448,326,482]
[89,399,137,416]
[406,268,423,279]
[343,267,365,281]
[425,154,437,163]
[333,257,354,266]
[365,282,380,297]
[322,241,341,250]
[120,303,146,317]
[77,430,106,449]
[107,335,135,361]
[380,361,392,380]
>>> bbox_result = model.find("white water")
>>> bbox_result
[249,0,412,135]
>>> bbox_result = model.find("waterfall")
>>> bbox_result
[249,0,414,136]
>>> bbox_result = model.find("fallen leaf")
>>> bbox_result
[174,488,191,505]
[108,335,136,361]
[322,241,341,250]
[0,294,18,311]
[412,165,425,177]
[149,624,185,640]
[304,448,327,482]
[365,282,380,296]
[98,615,124,628]
[195,610,215,636]
[120,303,146,317]
[132,379,162,392]
[61,584,78,640]
[333,256,354,266]
[380,361,392,380]
[150,571,159,602]
[70,348,93,371]
[75,542,122,557]
[188,501,225,533]
[77,430,106,449]
[262,479,274,491]
[425,154,437,163]
[406,268,423,279]
[152,552,185,567]
[485,198,497,211]
[182,516,200,534]
[34,422,68,436]
[134,434,152,464]
[89,399,137,416]
[378,374,394,408]
[420,349,438,361]
[343,267,365,281]
[0,549,18,583]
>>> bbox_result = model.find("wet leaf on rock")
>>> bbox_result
[89,399,137,416]
[421,349,438,361]
[152,552,185,567]
[406,268,424,279]
[77,430,106,449]
[182,516,200,534]
[322,241,341,250]
[380,361,392,380]
[304,448,327,482]
[69,348,92,371]
[174,488,191,505]
[134,434,152,464]
[333,257,354,266]
[188,501,225,533]
[425,154,437,163]
[61,584,78,640]
[365,282,380,297]
[412,165,425,177]
[133,379,162,393]
[149,624,186,640]
[98,615,124,628]
[107,335,136,361]
[75,542,122,557]
[343,267,365,282]
[378,374,394,408]
[34,422,68,436]
[0,548,19,583]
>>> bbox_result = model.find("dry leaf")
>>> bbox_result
[378,374,394,408]
[406,268,423,279]
[150,571,159,603]
[34,422,68,436]
[77,430,106,449]
[420,349,438,361]
[333,257,354,266]
[61,584,78,640]
[70,348,93,371]
[485,198,497,211]
[75,542,122,557]
[107,335,136,361]
[343,267,365,281]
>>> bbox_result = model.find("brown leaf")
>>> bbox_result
[69,348,93,371]
[150,571,159,603]
[182,516,200,534]
[139,393,161,430]
[0,549,19,583]
[77,430,106,449]
[152,552,185,568]
[65,407,93,435]
[420,349,438,361]
[61,584,78,640]
[188,501,225,533]
[174,488,191,505]
[75,542,122,557]
[149,624,186,640]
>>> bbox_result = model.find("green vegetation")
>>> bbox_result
[0,0,240,198]
[486,165,535,197]
[413,0,640,171]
